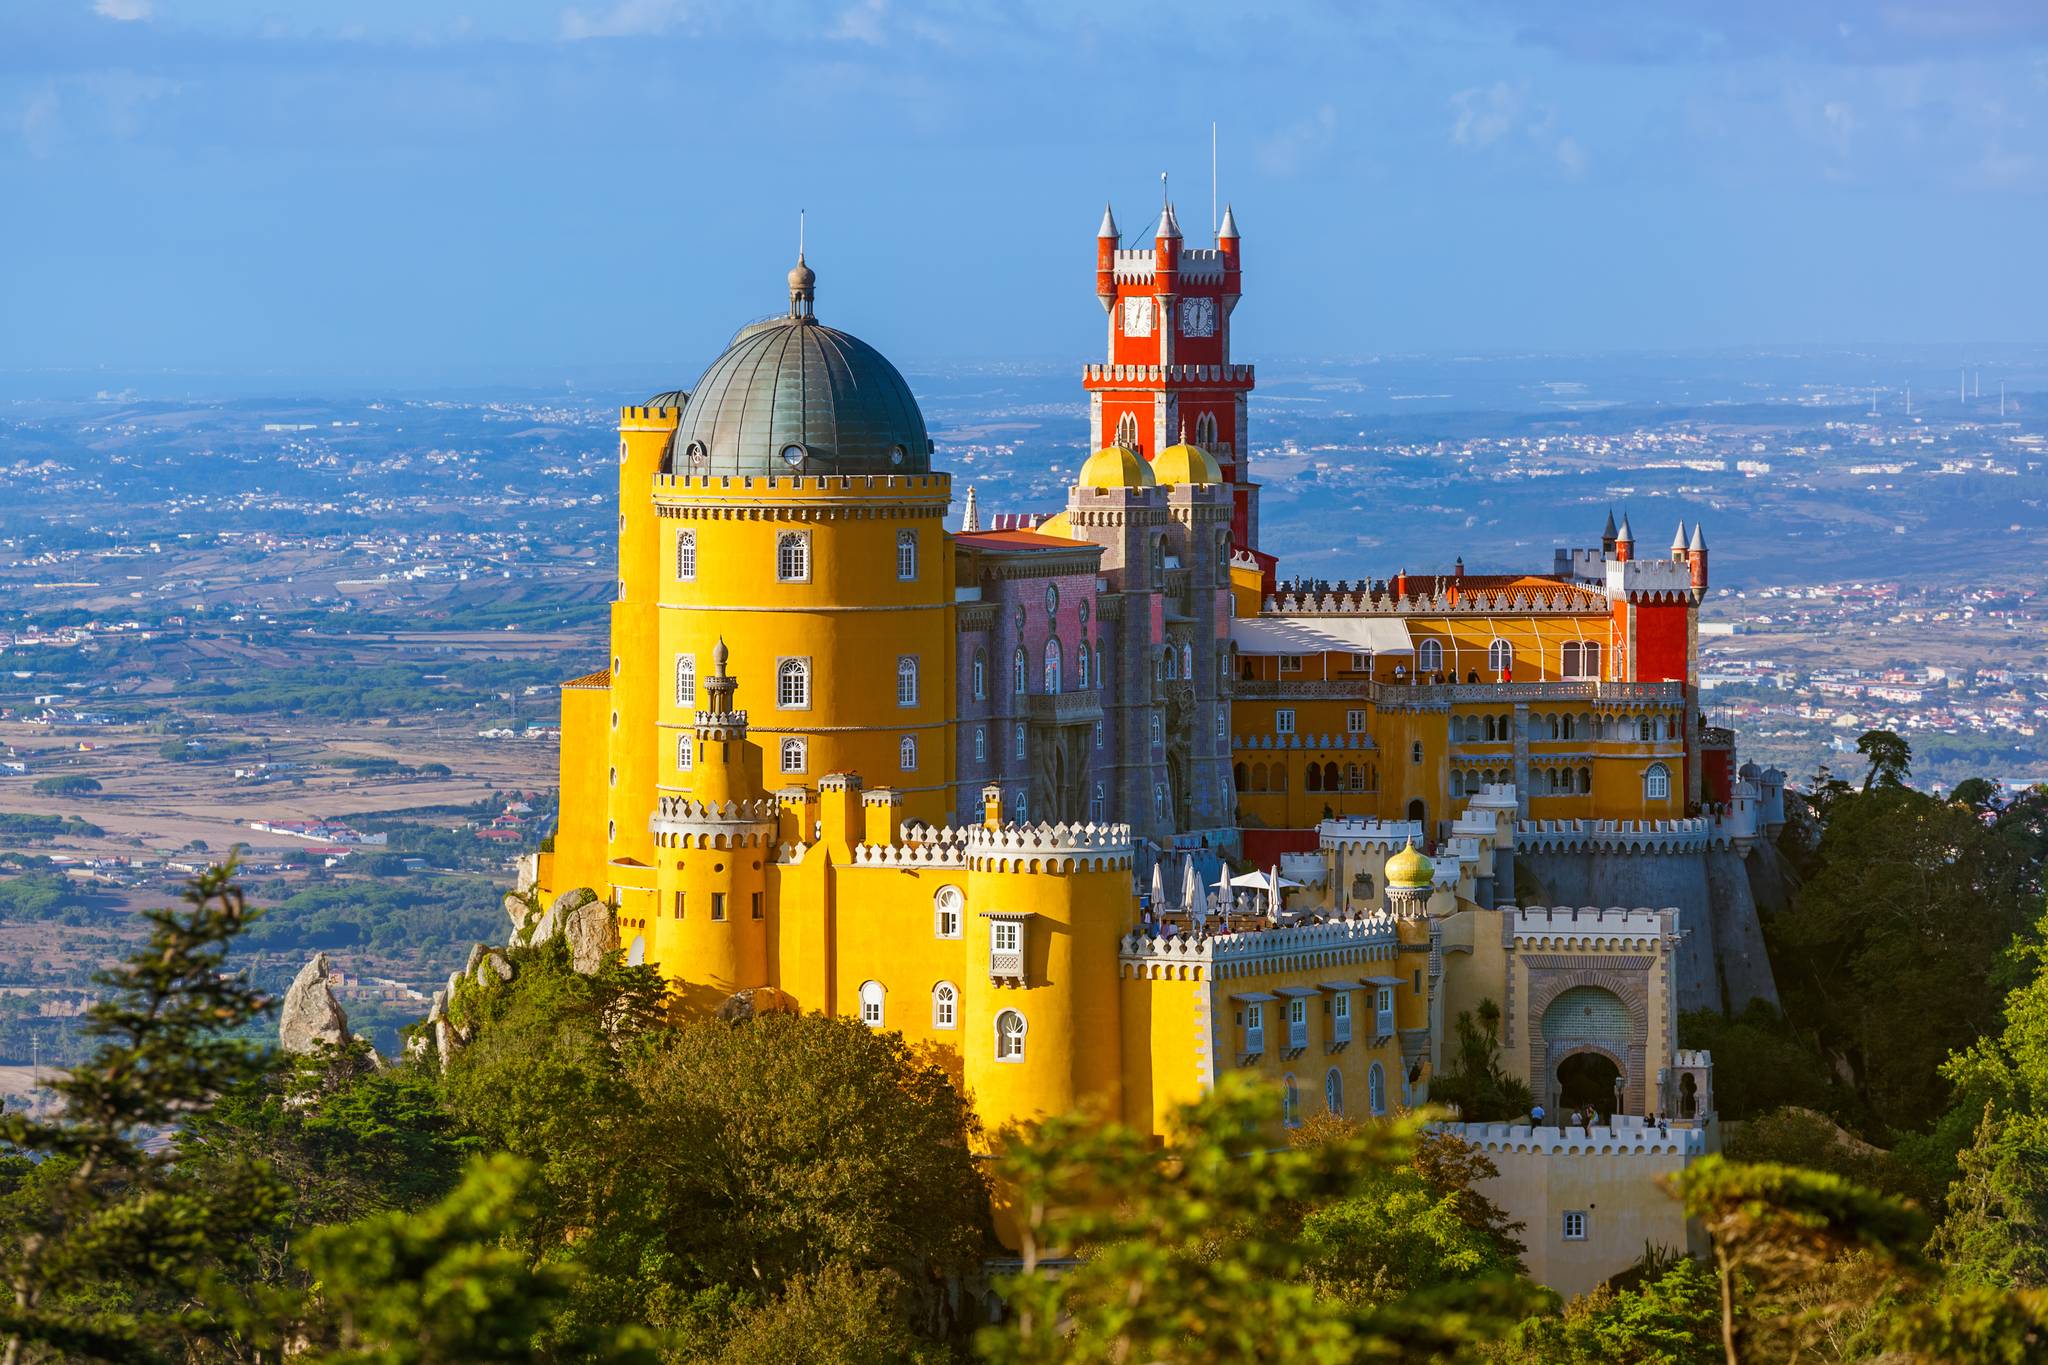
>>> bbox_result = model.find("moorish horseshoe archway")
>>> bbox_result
[1526,966,1651,1115]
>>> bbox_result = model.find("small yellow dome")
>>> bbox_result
[1078,445,1156,490]
[1385,839,1434,889]
[1152,442,1221,485]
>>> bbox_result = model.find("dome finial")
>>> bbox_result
[788,209,816,320]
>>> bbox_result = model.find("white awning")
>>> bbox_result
[1231,616,1415,656]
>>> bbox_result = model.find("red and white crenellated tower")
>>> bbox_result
[1085,197,1260,551]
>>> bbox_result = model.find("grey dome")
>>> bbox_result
[666,312,931,478]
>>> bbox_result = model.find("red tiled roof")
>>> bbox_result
[954,529,1094,552]
[562,669,611,688]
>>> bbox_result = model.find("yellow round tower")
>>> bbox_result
[653,259,955,827]
[647,640,777,1011]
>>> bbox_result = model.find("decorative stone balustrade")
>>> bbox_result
[1082,361,1255,386]
[1506,905,1675,948]
[1263,583,1604,616]
[1024,688,1105,726]
[1120,911,1402,981]
[1432,1118,1707,1156]
[1234,730,1378,750]
[1514,818,1715,854]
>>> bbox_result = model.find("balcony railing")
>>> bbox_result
[989,950,1025,985]
[1235,678,1685,706]
[1375,1009,1396,1040]
[1244,1027,1265,1056]
[1332,1012,1352,1045]
[1024,689,1104,727]
[1288,1020,1309,1051]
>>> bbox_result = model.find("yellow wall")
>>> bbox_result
[550,680,613,902]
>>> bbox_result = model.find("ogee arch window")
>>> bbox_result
[858,981,885,1028]
[779,737,807,773]
[674,653,695,708]
[1043,639,1062,693]
[675,529,696,581]
[776,658,810,709]
[897,656,920,707]
[899,735,918,771]
[994,1008,1026,1061]
[776,530,810,582]
[896,530,918,581]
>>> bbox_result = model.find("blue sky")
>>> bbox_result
[4,0,2045,381]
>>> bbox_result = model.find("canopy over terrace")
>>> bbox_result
[1230,616,1415,659]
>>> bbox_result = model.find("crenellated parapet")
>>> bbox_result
[966,821,1135,873]
[1515,817,1720,854]
[1318,816,1425,853]
[1506,904,1677,949]
[1263,582,1604,616]
[650,794,780,846]
[1233,730,1379,750]
[851,840,967,869]
[1432,1118,1707,1157]
[1119,911,1404,982]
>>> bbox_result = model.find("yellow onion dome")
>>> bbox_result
[1385,839,1434,889]
[1077,445,1157,489]
[1152,441,1222,486]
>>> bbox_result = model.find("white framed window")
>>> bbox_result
[1275,709,1295,735]
[1149,714,1163,745]
[991,920,1020,954]
[973,727,986,763]
[1288,996,1308,1049]
[897,656,920,707]
[1282,1074,1300,1128]
[1562,641,1582,677]
[858,980,885,1028]
[780,737,807,773]
[1115,410,1140,446]
[896,529,918,581]
[899,735,918,771]
[1325,1067,1344,1115]
[1582,641,1601,678]
[1217,706,1229,742]
[1488,638,1513,673]
[1279,654,1303,672]
[1044,639,1062,693]
[776,657,811,709]
[1376,987,1396,1038]
[1369,1061,1387,1115]
[1014,724,1026,760]
[1244,1003,1266,1052]
[934,887,963,939]
[776,530,810,582]
[1562,1210,1588,1241]
[1418,639,1443,673]
[1346,709,1367,734]
[994,1008,1026,1061]
[1092,643,1103,691]
[1645,762,1670,802]
[932,981,957,1029]
[1013,790,1028,821]
[675,653,696,708]
[1350,651,1372,671]
[677,735,693,772]
[1181,642,1193,680]
[972,651,986,701]
[1332,991,1352,1043]
[1013,648,1028,695]
[1076,644,1089,688]
[675,529,696,581]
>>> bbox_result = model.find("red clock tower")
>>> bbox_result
[1086,197,1260,551]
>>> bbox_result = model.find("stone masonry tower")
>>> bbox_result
[1085,197,1259,550]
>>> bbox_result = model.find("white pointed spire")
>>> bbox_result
[1158,202,1182,240]
[1218,202,1239,240]
[962,484,980,532]
[1671,520,1688,553]
[1615,513,1634,544]
[1097,201,1117,239]
[1689,522,1707,552]
[1601,507,1617,539]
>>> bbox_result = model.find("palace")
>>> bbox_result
[530,198,1790,1294]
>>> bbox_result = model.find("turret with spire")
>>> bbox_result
[1687,522,1709,591]
[1096,202,1119,311]
[1670,520,1688,561]
[1601,508,1618,556]
[1614,513,1634,563]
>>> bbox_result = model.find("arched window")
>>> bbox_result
[1195,411,1218,446]
[1076,643,1089,688]
[1562,641,1581,677]
[1163,647,1177,681]
[1149,714,1163,745]
[1114,412,1139,450]
[1550,715,1562,740]
[1582,641,1601,678]
[934,886,963,939]
[994,1008,1026,1061]
[1417,639,1443,673]
[1282,1074,1301,1128]
[776,657,810,709]
[674,653,695,708]
[931,981,958,1029]
[1562,714,1577,740]
[1234,762,1249,790]
[973,727,986,763]
[1150,539,1165,587]
[1013,648,1028,695]
[1638,717,1654,742]
[896,530,918,581]
[1181,642,1194,681]
[675,529,696,581]
[1250,762,1268,792]
[972,650,987,701]
[1092,644,1103,691]
[1325,1066,1344,1115]
[1306,763,1323,792]
[1368,1061,1387,1115]
[897,656,919,707]
[780,737,806,773]
[1577,765,1592,793]
[858,980,885,1028]
[776,530,809,582]
[1043,639,1062,693]
[1014,724,1026,760]
[899,735,918,771]
[1645,762,1670,802]
[1322,761,1340,791]
[677,734,693,772]
[1489,638,1513,673]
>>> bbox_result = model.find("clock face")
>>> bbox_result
[1122,296,1153,337]
[1180,296,1216,337]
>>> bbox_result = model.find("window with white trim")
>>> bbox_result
[1488,638,1513,673]
[1150,714,1163,745]
[1332,990,1351,1043]
[931,981,957,1029]
[780,737,806,773]
[776,530,810,582]
[675,529,696,581]
[1418,639,1443,673]
[677,735,693,771]
[1014,724,1026,760]
[1274,708,1295,735]
[1368,1061,1387,1115]
[1350,651,1372,671]
[934,886,962,939]
[858,980,885,1028]
[1244,1002,1266,1052]
[973,727,986,763]
[776,657,810,709]
[1013,648,1028,695]
[1562,1210,1588,1241]
[1043,639,1062,693]
[897,655,920,707]
[1282,1074,1301,1128]
[1325,1066,1344,1115]
[1347,709,1367,733]
[899,735,918,771]
[674,653,696,708]
[896,530,918,581]
[1279,654,1303,673]
[991,919,1020,955]
[1645,762,1670,802]
[1287,996,1309,1049]
[994,1008,1026,1061]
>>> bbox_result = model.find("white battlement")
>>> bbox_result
[1433,1118,1707,1157]
[1507,905,1674,945]
[1673,1048,1712,1068]
[1120,910,1402,978]
[1262,584,1602,617]
[1317,817,1424,851]
[851,840,966,869]
[1607,556,1695,600]
[1234,731,1379,751]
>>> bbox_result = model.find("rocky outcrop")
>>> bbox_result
[714,986,788,1023]
[279,953,352,1055]
[563,898,618,974]
[414,888,618,1071]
